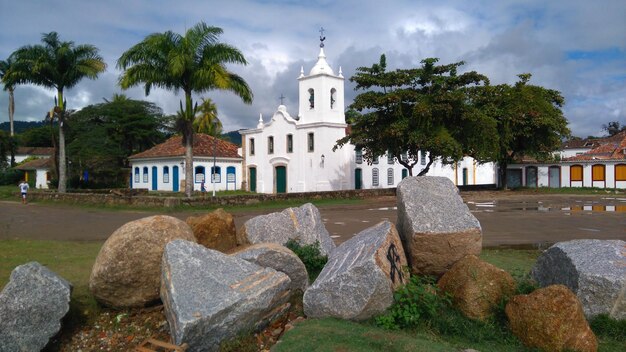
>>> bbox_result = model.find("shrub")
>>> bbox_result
[284,239,327,283]
[0,168,23,185]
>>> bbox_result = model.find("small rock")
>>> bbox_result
[506,285,597,352]
[186,208,237,252]
[438,255,515,320]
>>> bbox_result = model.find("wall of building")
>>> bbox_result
[131,157,242,192]
[507,162,626,189]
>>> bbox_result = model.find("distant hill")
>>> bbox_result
[222,130,242,146]
[0,121,48,134]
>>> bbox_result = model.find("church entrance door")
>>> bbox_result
[275,166,287,193]
[249,167,257,192]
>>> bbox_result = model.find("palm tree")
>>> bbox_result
[0,55,17,166]
[0,56,16,137]
[193,98,222,135]
[5,32,106,192]
[117,22,253,197]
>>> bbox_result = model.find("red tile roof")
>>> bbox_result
[564,132,626,161]
[15,158,53,170]
[129,134,241,160]
[16,147,54,156]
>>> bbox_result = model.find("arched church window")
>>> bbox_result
[330,88,336,109]
[308,88,315,109]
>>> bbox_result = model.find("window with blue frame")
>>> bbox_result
[134,167,139,183]
[211,166,221,183]
[387,168,394,185]
[143,167,148,183]
[163,166,169,183]
[195,166,205,183]
[372,168,379,186]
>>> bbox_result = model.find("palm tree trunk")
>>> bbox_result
[185,133,193,197]
[57,90,67,193]
[184,92,195,198]
[8,88,14,137]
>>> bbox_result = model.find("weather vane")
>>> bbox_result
[279,93,286,105]
[319,27,326,48]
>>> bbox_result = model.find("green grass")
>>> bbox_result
[0,184,18,199]
[0,240,105,328]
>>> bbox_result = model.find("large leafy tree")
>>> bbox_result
[4,32,106,192]
[66,95,169,187]
[476,74,570,188]
[336,55,498,176]
[117,22,253,197]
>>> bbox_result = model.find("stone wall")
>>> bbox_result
[23,188,396,208]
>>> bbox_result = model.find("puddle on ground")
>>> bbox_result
[468,200,626,213]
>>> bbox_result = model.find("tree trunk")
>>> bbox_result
[57,90,67,193]
[499,161,508,190]
[185,132,194,197]
[417,158,435,176]
[8,88,14,137]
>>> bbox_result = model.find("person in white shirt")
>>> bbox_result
[18,180,29,204]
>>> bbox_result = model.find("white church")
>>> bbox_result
[239,37,497,194]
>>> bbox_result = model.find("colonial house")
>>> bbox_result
[128,134,243,192]
[506,131,626,189]
[11,147,55,189]
[238,42,496,194]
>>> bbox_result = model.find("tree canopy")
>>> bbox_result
[65,97,169,187]
[335,55,498,176]
[475,74,570,187]
[117,21,252,196]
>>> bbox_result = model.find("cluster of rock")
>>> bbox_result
[2,176,621,352]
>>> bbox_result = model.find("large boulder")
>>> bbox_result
[505,285,597,352]
[396,176,482,276]
[238,203,335,256]
[89,215,196,308]
[186,208,237,252]
[0,262,72,351]
[303,221,408,321]
[531,239,626,320]
[230,243,309,293]
[161,239,292,352]
[437,255,515,320]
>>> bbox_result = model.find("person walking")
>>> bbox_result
[18,180,29,204]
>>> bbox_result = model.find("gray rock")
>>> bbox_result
[396,176,482,276]
[238,203,335,256]
[161,240,292,352]
[531,239,626,320]
[230,243,309,293]
[303,221,408,321]
[0,262,72,352]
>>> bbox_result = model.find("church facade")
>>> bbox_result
[239,44,496,194]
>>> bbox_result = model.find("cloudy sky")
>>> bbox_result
[1,0,624,138]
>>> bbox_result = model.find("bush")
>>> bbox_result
[284,239,327,283]
[375,275,520,345]
[0,168,23,185]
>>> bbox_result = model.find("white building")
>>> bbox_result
[128,134,243,192]
[239,43,496,194]
[506,131,626,189]
[11,147,55,189]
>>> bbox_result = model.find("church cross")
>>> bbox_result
[279,94,286,105]
[319,27,326,48]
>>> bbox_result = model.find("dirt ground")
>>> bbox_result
[1,192,624,247]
